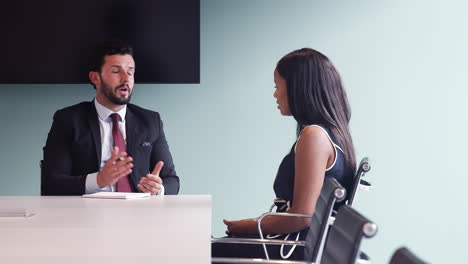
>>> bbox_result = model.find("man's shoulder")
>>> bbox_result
[54,101,93,118]
[126,104,164,129]
[56,101,92,113]
[127,103,160,117]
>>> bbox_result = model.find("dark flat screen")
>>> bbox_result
[1,0,200,84]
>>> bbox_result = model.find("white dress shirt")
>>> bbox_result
[85,99,164,195]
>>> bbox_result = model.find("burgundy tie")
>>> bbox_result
[110,113,132,192]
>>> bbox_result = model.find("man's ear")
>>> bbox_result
[89,71,100,87]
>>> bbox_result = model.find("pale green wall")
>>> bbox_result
[1,0,467,262]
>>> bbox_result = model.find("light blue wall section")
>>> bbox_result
[1,0,467,262]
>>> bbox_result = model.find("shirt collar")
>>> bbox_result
[94,98,127,122]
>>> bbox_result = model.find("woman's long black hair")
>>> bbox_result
[276,48,356,172]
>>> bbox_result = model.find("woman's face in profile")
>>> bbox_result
[273,69,291,116]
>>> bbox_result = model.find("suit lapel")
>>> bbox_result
[88,101,102,164]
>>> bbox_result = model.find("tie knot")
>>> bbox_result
[110,113,120,124]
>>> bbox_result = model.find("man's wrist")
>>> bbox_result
[96,172,105,188]
[86,172,111,194]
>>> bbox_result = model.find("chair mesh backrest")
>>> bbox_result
[304,178,346,262]
[347,157,370,206]
[321,206,377,264]
[389,247,428,264]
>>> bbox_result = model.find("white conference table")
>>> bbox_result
[0,195,211,264]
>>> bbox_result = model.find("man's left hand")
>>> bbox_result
[138,161,164,195]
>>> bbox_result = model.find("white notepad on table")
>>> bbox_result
[83,192,151,199]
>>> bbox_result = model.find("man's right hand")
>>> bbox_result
[97,146,134,188]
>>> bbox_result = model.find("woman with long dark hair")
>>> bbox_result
[212,48,356,260]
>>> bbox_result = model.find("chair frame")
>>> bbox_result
[212,158,373,264]
[347,157,371,207]
[213,206,377,264]
[327,157,371,226]
[212,178,346,263]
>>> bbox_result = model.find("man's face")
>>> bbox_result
[95,54,135,106]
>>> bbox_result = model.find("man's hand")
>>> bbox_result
[138,161,164,195]
[97,147,134,188]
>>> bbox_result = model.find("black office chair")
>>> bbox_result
[347,157,371,206]
[389,247,428,264]
[212,205,377,264]
[334,157,372,263]
[212,178,347,263]
[328,157,371,225]
[320,206,377,264]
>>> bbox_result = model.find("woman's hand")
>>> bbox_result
[223,218,258,237]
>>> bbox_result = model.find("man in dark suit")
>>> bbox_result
[42,41,179,195]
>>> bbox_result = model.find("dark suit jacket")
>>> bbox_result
[42,101,180,195]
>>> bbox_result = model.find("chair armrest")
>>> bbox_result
[356,257,371,264]
[256,212,313,238]
[212,257,310,264]
[356,251,371,264]
[256,212,313,260]
[212,212,314,260]
[212,237,307,247]
[358,180,372,192]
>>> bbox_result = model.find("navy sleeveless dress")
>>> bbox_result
[269,125,354,259]
[212,125,354,261]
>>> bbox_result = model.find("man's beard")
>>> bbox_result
[101,80,132,105]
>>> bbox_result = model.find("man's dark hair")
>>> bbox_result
[89,40,134,73]
[89,40,134,89]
